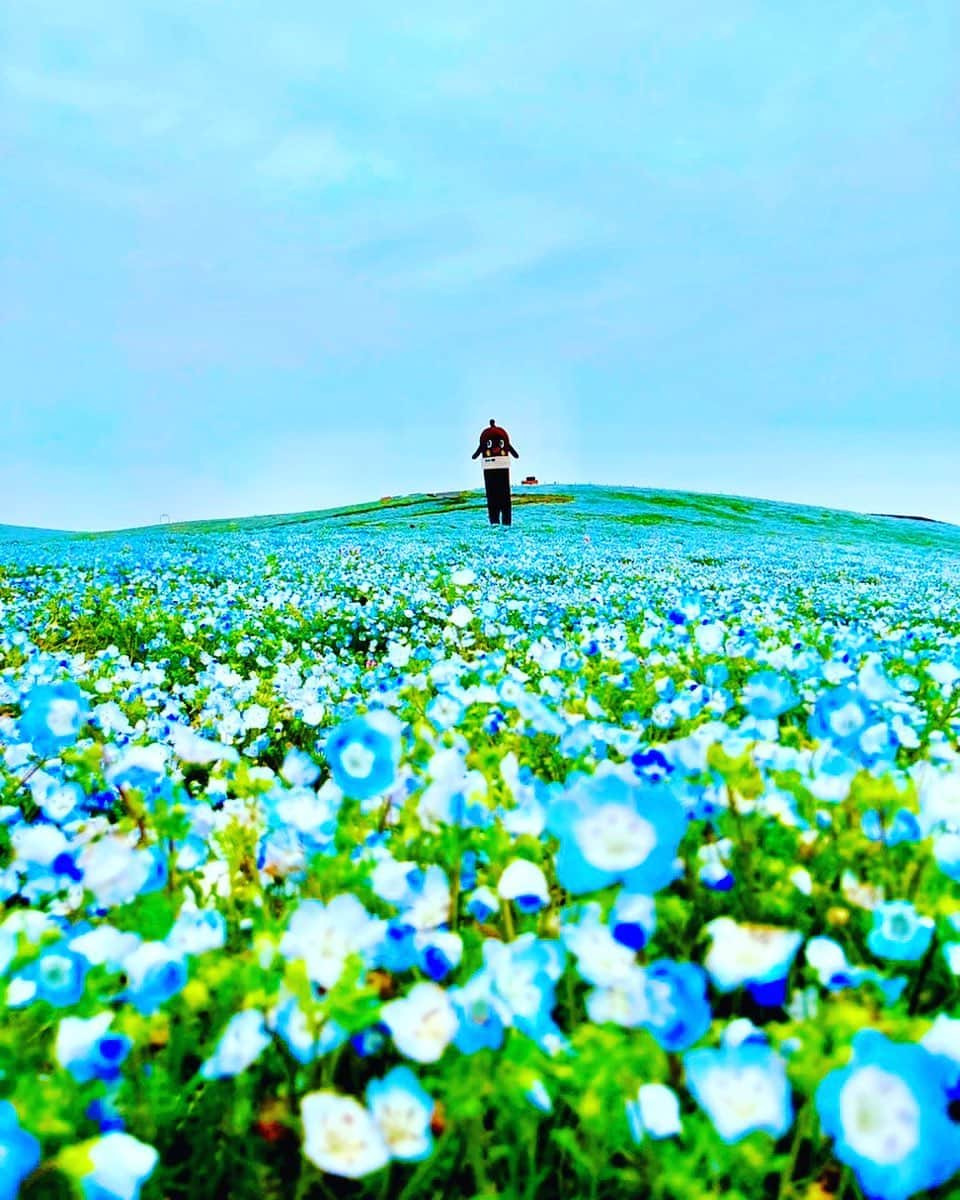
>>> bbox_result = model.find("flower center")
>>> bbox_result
[575,804,656,872]
[341,742,376,780]
[839,1066,920,1165]
[47,698,80,737]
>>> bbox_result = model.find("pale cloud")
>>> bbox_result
[256,129,394,187]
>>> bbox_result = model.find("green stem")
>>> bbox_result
[906,934,938,1016]
[779,1099,809,1192]
[501,898,516,942]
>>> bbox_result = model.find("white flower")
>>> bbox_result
[497,860,550,907]
[83,1132,159,1200]
[55,1011,114,1075]
[381,983,458,1063]
[301,1092,389,1179]
[922,1014,960,1066]
[704,918,803,991]
[200,1010,271,1079]
[448,604,474,629]
[627,1083,682,1142]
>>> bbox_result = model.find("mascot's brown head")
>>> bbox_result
[483,419,509,456]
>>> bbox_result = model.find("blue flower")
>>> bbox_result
[269,992,346,1064]
[324,713,401,800]
[201,1010,271,1079]
[449,971,507,1055]
[816,1030,960,1200]
[741,671,799,720]
[56,1013,131,1083]
[122,942,188,1015]
[29,946,89,1007]
[808,686,871,754]
[684,1041,793,1143]
[19,681,89,759]
[642,960,712,1053]
[482,934,565,1045]
[547,774,687,896]
[867,902,934,963]
[85,1097,125,1134]
[0,1101,40,1200]
[610,890,657,951]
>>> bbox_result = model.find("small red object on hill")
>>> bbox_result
[521,476,539,485]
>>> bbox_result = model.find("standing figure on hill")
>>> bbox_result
[472,418,519,526]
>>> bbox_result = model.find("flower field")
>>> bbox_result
[1,485,959,1200]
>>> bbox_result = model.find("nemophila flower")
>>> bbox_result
[324,712,402,800]
[547,774,687,896]
[642,960,712,1053]
[37,780,83,823]
[867,902,934,963]
[19,680,89,758]
[268,992,346,1064]
[78,836,152,910]
[366,1066,434,1162]
[483,934,565,1041]
[381,982,458,1063]
[626,1083,682,1144]
[12,822,70,867]
[122,942,188,1015]
[104,744,168,796]
[809,686,872,753]
[630,747,673,784]
[933,830,960,882]
[73,1131,159,1200]
[166,907,226,956]
[466,886,499,923]
[401,865,451,931]
[922,1015,960,1097]
[280,747,320,787]
[56,1012,131,1083]
[805,937,859,990]
[169,725,239,765]
[704,918,803,1006]
[426,693,465,731]
[497,859,550,912]
[449,970,507,1054]
[0,1100,40,1200]
[201,1010,271,1079]
[816,1030,960,1200]
[697,839,734,891]
[740,671,799,720]
[915,762,960,834]
[70,926,141,971]
[378,922,419,973]
[562,904,636,987]
[684,1041,793,1143]
[586,965,649,1028]
[85,1097,125,1135]
[301,1092,389,1179]
[610,890,657,951]
[415,930,462,982]
[27,945,89,1007]
[280,895,385,989]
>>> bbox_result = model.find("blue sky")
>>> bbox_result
[2,1,957,530]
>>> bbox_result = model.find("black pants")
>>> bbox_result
[484,469,512,525]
